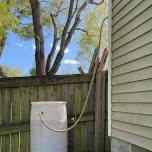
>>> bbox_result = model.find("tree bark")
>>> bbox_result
[46,14,58,73]
[0,33,7,55]
[29,0,45,76]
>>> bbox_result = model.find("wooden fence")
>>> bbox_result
[0,71,110,152]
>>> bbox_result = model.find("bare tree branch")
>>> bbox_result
[41,0,65,17]
[89,0,105,5]
[46,13,59,73]
[40,0,59,9]
[76,28,100,37]
[54,0,64,17]
[64,0,89,48]
[71,0,79,19]
[60,0,75,50]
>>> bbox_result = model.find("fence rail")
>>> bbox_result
[0,71,110,152]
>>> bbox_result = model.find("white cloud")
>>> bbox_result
[63,59,80,65]
[51,43,69,54]
[15,43,24,47]
[18,44,24,47]
[56,45,60,51]
[32,44,36,50]
[14,43,27,50]
[64,48,69,53]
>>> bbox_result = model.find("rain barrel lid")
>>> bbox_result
[31,101,67,105]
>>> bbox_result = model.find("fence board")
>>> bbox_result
[67,83,75,152]
[0,89,3,152]
[95,72,102,152]
[45,85,54,100]
[105,78,111,152]
[101,72,106,151]
[80,83,89,152]
[87,82,95,152]
[20,87,30,152]
[30,86,38,103]
[74,83,81,152]
[0,74,92,88]
[38,85,46,101]
[11,88,20,152]
[2,88,11,152]
[95,71,107,152]
[0,137,2,152]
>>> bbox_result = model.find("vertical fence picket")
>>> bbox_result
[95,71,102,152]
[20,87,30,152]
[88,82,95,152]
[61,84,68,105]
[29,86,38,151]
[0,89,3,152]
[95,71,107,152]
[105,76,111,152]
[2,88,11,152]
[101,72,106,152]
[55,84,62,101]
[0,137,2,152]
[45,85,53,101]
[30,86,38,104]
[67,83,75,152]
[37,86,46,101]
[11,88,20,152]
[80,83,88,152]
[74,83,81,152]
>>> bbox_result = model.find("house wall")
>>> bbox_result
[110,0,152,151]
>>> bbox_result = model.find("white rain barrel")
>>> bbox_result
[31,101,67,152]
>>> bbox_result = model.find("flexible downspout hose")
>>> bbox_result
[39,58,99,132]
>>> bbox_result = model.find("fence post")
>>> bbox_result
[95,71,106,152]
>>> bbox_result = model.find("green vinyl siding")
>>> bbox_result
[111,0,152,151]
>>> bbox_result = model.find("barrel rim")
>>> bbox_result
[31,101,67,105]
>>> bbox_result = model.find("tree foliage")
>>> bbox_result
[0,66,22,77]
[0,0,19,54]
[76,2,108,70]
[29,67,36,76]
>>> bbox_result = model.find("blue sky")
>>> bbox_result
[0,32,80,76]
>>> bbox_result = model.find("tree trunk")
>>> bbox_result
[48,49,65,75]
[29,0,45,76]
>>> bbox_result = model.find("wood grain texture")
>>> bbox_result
[95,71,107,152]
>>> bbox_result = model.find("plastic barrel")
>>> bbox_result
[31,101,67,152]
